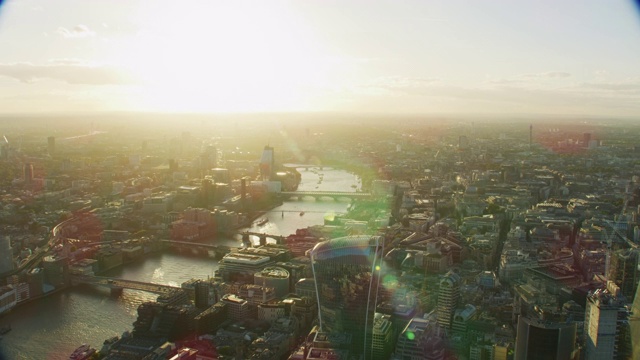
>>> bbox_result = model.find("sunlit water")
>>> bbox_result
[0,167,359,360]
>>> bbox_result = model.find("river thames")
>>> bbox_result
[0,166,360,360]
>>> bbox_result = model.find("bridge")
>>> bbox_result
[235,231,286,246]
[72,274,182,295]
[282,164,332,170]
[160,239,235,258]
[280,191,373,201]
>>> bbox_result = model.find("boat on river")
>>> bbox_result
[69,344,96,360]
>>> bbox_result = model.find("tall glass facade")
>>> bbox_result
[310,235,385,357]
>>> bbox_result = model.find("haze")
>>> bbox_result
[0,0,639,117]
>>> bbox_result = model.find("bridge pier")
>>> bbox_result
[259,234,267,246]
[110,287,123,296]
[242,233,251,247]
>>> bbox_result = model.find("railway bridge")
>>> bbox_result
[280,191,372,201]
[71,274,182,296]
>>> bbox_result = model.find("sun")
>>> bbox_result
[118,1,332,113]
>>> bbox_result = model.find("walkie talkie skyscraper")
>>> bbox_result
[310,235,385,357]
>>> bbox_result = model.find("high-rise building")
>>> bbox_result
[23,162,34,184]
[393,316,445,360]
[42,255,69,288]
[609,248,639,301]
[0,236,14,274]
[47,136,55,155]
[259,145,275,181]
[437,270,461,330]
[584,282,630,360]
[367,313,395,360]
[631,281,640,360]
[310,235,385,356]
[515,315,576,360]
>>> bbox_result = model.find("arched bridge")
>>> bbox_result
[71,274,181,295]
[237,231,286,246]
[280,191,372,201]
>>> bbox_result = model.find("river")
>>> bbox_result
[0,166,360,360]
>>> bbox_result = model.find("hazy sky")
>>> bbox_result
[0,0,639,116]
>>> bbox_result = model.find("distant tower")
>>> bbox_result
[23,163,34,184]
[515,315,576,360]
[529,124,533,150]
[0,236,14,274]
[259,146,275,181]
[47,136,55,155]
[584,133,592,147]
[437,270,461,329]
[584,282,630,360]
[199,144,217,173]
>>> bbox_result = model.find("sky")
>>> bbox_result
[0,0,639,116]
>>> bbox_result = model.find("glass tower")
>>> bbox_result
[310,235,385,357]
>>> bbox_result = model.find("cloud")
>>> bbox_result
[0,61,132,85]
[365,76,440,91]
[540,71,571,78]
[343,73,640,115]
[57,24,95,38]
[580,80,640,93]
[518,72,571,79]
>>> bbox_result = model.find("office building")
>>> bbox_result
[0,236,14,274]
[515,315,576,360]
[367,313,395,360]
[216,252,274,282]
[584,282,630,360]
[42,255,69,288]
[254,266,290,299]
[47,136,55,155]
[310,235,385,356]
[23,162,34,184]
[259,145,275,181]
[437,270,461,329]
[609,248,639,301]
[393,317,445,360]
[26,267,44,298]
[221,294,250,321]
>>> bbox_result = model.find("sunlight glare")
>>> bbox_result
[121,0,331,112]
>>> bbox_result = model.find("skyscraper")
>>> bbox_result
[584,282,630,360]
[437,270,461,330]
[47,136,55,155]
[609,248,639,301]
[259,145,275,181]
[310,235,385,357]
[23,162,33,184]
[0,236,14,274]
[394,316,445,360]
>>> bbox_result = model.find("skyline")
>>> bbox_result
[0,0,640,116]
